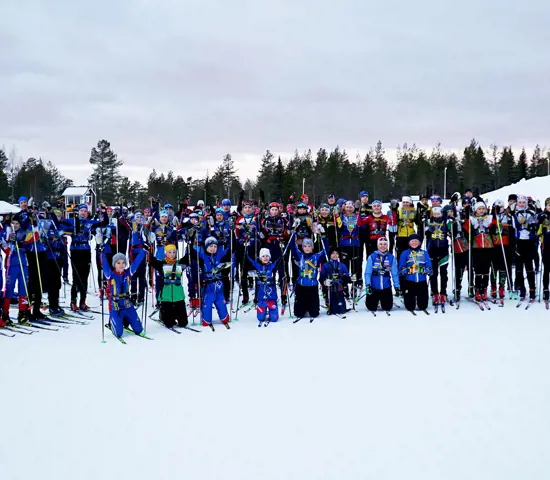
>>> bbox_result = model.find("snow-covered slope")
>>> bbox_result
[482,176,550,206]
[1,286,550,480]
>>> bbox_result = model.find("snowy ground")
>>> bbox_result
[1,288,550,480]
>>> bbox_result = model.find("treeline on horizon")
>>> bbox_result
[1,138,548,207]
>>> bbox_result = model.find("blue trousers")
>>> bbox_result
[5,264,29,299]
[110,307,143,337]
[256,300,279,322]
[201,291,228,324]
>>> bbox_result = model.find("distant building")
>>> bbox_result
[62,186,96,217]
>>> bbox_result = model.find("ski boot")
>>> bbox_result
[481,289,488,302]
[1,312,13,327]
[17,310,30,324]
[31,309,47,320]
[71,301,79,312]
[475,290,482,302]
[491,284,497,300]
[79,301,90,312]
[529,288,536,301]
[432,293,440,305]
[49,306,64,317]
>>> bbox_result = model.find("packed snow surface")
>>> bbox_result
[1,298,550,480]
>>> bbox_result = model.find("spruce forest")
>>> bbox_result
[1,138,549,206]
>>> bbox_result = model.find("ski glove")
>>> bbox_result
[324,279,332,286]
[292,218,300,228]
[394,287,402,297]
[365,285,372,295]
[350,274,357,282]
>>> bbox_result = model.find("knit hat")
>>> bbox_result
[344,200,355,208]
[402,196,412,203]
[18,196,28,203]
[205,237,218,248]
[545,197,550,206]
[259,248,271,259]
[431,206,442,215]
[215,208,224,215]
[221,199,231,207]
[508,194,517,202]
[329,246,340,256]
[164,244,177,253]
[371,200,382,206]
[78,204,88,211]
[408,233,420,242]
[474,201,487,210]
[377,237,389,246]
[112,253,128,267]
[319,203,330,210]
[302,238,314,248]
[360,191,369,197]
[159,210,168,217]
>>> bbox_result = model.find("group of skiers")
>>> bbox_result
[1,188,549,339]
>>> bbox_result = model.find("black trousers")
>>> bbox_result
[472,248,492,290]
[294,284,320,318]
[515,239,536,295]
[71,250,91,304]
[402,279,429,311]
[366,287,393,312]
[26,250,47,314]
[429,251,449,295]
[159,300,188,328]
[44,258,62,309]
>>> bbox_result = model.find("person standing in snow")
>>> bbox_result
[464,200,496,303]
[320,247,351,315]
[398,233,433,312]
[150,244,190,329]
[425,206,451,307]
[198,237,232,328]
[512,195,538,301]
[364,237,400,313]
[101,245,147,338]
[247,247,282,324]
[290,236,328,320]
[537,198,550,306]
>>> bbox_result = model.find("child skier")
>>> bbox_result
[290,236,328,321]
[364,237,400,313]
[425,206,450,309]
[150,244,190,329]
[398,233,433,312]
[319,247,351,315]
[465,201,496,304]
[538,198,550,307]
[198,237,232,329]
[248,247,281,325]
[101,245,147,339]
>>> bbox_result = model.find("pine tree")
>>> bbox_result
[14,157,55,201]
[527,144,545,178]
[256,150,275,200]
[428,143,446,197]
[371,141,393,201]
[89,140,123,204]
[487,144,499,190]
[46,160,73,200]
[0,149,9,200]
[498,147,516,186]
[517,148,528,180]
[273,156,284,202]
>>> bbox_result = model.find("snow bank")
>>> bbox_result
[482,176,550,205]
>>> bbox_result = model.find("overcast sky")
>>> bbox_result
[1,0,549,186]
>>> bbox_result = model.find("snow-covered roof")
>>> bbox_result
[63,186,90,196]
